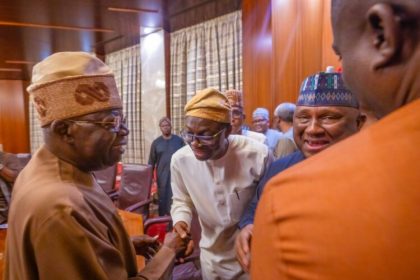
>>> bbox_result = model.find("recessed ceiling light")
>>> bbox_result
[0,20,114,33]
[5,60,35,65]
[108,7,158,13]
[0,68,22,72]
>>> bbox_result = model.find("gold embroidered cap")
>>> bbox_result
[27,52,122,126]
[185,88,231,124]
[224,89,243,109]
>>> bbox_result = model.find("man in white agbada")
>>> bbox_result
[171,88,272,279]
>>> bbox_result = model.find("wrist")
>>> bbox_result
[0,163,4,171]
[161,244,177,255]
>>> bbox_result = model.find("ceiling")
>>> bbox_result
[0,0,241,80]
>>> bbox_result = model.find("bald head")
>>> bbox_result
[332,0,420,26]
[331,0,420,118]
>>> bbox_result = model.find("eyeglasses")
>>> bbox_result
[232,110,243,119]
[253,118,268,124]
[68,115,126,133]
[181,128,226,145]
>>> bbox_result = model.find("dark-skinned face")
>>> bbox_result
[293,106,364,158]
[160,120,172,137]
[183,116,231,161]
[68,109,129,171]
[230,106,245,134]
[252,117,269,133]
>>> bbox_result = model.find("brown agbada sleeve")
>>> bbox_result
[22,209,176,280]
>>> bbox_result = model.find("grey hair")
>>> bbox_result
[274,103,296,123]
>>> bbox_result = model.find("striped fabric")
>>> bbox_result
[29,97,43,153]
[106,45,145,164]
[170,10,243,134]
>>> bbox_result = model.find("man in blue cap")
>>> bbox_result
[235,69,365,273]
[252,107,283,153]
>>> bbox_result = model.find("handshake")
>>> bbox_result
[132,221,194,262]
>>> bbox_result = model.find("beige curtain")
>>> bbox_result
[29,98,43,153]
[170,10,242,133]
[106,45,145,164]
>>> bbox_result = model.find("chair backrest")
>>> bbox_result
[93,164,117,194]
[144,216,173,243]
[15,153,31,170]
[144,213,202,256]
[143,213,202,279]
[117,164,153,213]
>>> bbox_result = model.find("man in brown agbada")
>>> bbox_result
[5,52,186,280]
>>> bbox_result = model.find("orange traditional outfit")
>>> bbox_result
[252,99,420,279]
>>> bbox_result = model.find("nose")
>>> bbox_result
[189,137,204,147]
[305,119,324,136]
[118,123,130,136]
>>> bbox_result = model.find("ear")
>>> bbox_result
[366,3,403,69]
[50,120,74,144]
[357,114,367,130]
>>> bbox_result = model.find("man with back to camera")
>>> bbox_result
[273,102,296,141]
[5,52,187,280]
[235,69,365,273]
[252,0,420,279]
[170,87,272,279]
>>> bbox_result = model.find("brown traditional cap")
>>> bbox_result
[27,52,122,126]
[184,88,231,124]
[225,89,243,108]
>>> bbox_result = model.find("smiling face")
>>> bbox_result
[293,106,364,158]
[252,117,269,133]
[68,109,129,171]
[183,116,231,161]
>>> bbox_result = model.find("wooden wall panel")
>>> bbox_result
[242,0,340,126]
[0,80,29,153]
[272,0,325,105]
[166,0,242,32]
[242,0,273,125]
[321,0,341,71]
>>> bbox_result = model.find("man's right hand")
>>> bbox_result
[173,221,194,261]
[235,224,254,273]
